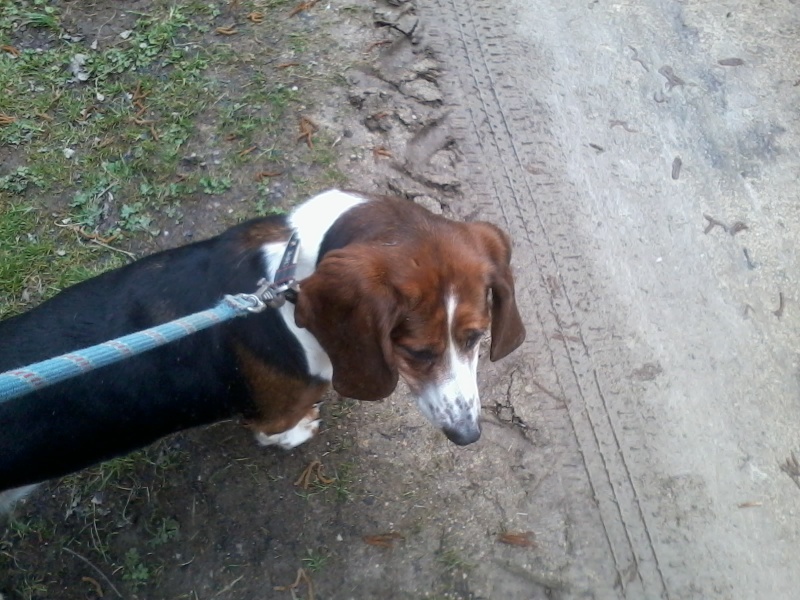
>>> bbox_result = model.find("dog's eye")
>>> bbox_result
[465,330,484,350]
[401,346,437,364]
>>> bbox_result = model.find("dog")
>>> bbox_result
[0,189,525,500]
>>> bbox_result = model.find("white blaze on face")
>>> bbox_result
[415,292,482,445]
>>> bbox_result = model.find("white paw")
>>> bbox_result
[0,484,38,514]
[255,414,320,450]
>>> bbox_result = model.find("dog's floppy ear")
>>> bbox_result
[470,222,526,360]
[294,246,400,401]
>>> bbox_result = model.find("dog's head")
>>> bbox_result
[294,218,525,445]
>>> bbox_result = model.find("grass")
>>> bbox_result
[0,0,348,317]
[0,0,354,596]
[302,548,329,572]
[0,203,126,319]
[437,548,474,573]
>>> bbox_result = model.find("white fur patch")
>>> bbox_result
[254,408,321,450]
[261,190,366,381]
[287,189,366,281]
[444,294,481,415]
[415,293,481,441]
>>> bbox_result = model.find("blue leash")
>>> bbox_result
[0,232,301,405]
[0,294,257,404]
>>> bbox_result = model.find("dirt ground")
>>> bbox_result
[2,0,800,599]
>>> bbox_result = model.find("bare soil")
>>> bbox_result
[4,0,800,599]
[2,1,510,599]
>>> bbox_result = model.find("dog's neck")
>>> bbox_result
[286,189,367,280]
[259,190,368,381]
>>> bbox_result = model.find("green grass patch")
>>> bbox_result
[0,1,213,235]
[0,203,125,319]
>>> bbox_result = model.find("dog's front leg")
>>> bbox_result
[234,343,329,450]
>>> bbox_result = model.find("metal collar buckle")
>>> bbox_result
[239,232,300,312]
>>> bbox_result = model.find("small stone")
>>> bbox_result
[69,54,90,81]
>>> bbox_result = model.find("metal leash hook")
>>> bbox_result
[246,277,299,311]
[229,231,301,312]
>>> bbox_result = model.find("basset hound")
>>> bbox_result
[0,190,525,498]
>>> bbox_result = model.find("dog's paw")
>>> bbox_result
[254,407,320,450]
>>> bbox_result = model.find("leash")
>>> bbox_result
[0,232,301,404]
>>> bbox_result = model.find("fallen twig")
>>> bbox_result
[371,146,392,159]
[274,568,314,600]
[215,574,244,596]
[773,291,785,318]
[374,18,419,39]
[780,452,800,489]
[64,547,123,599]
[255,170,283,181]
[362,532,404,548]
[497,531,536,547]
[729,221,748,236]
[703,213,728,234]
[294,460,333,489]
[289,0,319,18]
[297,116,318,149]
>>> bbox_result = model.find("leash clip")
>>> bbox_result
[251,277,299,310]
[242,231,301,312]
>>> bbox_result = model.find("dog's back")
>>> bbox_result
[0,216,297,490]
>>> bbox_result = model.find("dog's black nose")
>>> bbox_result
[443,423,481,446]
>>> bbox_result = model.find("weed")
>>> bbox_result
[302,548,329,572]
[288,32,308,54]
[6,516,49,542]
[437,549,473,573]
[148,516,180,547]
[254,197,287,217]
[0,167,43,194]
[20,7,59,30]
[324,461,355,502]
[199,176,232,195]
[122,548,151,585]
[321,167,349,188]
[13,574,48,600]
[119,201,159,235]
[309,138,337,167]
[151,442,190,477]
[61,449,151,498]
[328,398,358,421]
[257,0,295,8]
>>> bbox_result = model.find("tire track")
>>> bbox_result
[422,0,668,596]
